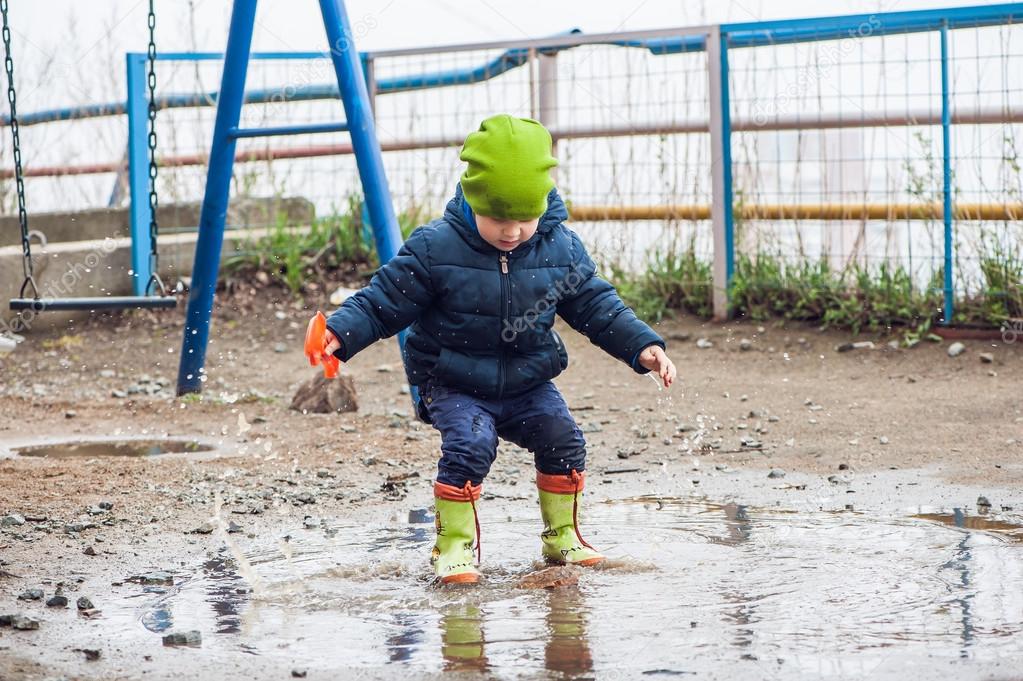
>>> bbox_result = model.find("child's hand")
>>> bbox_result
[322,328,342,362]
[638,345,676,388]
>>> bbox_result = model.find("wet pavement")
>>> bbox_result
[44,496,1023,680]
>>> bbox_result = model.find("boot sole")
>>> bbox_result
[544,555,605,567]
[440,572,480,584]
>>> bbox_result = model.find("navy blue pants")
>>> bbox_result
[418,380,587,487]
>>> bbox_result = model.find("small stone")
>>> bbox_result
[18,589,43,601]
[828,474,852,485]
[739,438,762,450]
[0,614,11,626]
[292,670,308,678]
[2,513,25,527]
[838,463,849,470]
[767,468,786,479]
[947,342,966,358]
[768,415,780,423]
[77,596,95,610]
[376,364,394,373]
[879,436,889,445]
[65,410,77,419]
[273,343,288,354]
[99,369,116,378]
[162,630,202,647]
[303,516,319,529]
[12,614,39,630]
[132,571,174,586]
[226,521,243,534]
[46,594,69,608]
[98,501,114,510]
[835,342,855,353]
[111,389,127,399]
[77,648,101,661]
[695,338,713,349]
[408,509,433,524]
[978,352,994,364]
[977,495,992,509]
[739,338,753,351]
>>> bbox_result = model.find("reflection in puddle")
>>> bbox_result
[107,499,1023,679]
[15,439,211,458]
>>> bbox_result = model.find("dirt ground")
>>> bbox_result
[0,286,1021,679]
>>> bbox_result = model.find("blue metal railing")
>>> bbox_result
[6,3,1023,323]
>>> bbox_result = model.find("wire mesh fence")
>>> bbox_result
[1,6,1021,326]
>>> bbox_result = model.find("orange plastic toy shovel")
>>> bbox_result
[304,311,340,379]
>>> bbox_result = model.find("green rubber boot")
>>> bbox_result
[432,481,482,584]
[536,470,604,566]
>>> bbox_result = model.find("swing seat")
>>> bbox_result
[9,296,178,312]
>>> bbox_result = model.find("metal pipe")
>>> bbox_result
[227,121,348,138]
[125,53,152,297]
[940,21,955,324]
[177,0,258,396]
[708,27,734,321]
[567,203,1023,221]
[16,105,1021,180]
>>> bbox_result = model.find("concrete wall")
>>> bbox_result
[0,197,314,248]
[0,197,316,335]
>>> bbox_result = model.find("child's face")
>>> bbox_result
[475,214,540,252]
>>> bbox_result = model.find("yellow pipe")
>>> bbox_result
[568,203,1023,221]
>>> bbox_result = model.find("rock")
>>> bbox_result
[978,352,994,364]
[375,364,394,373]
[111,389,127,399]
[98,501,114,511]
[290,373,358,414]
[302,516,319,529]
[76,596,95,610]
[516,565,580,589]
[2,513,25,527]
[879,436,889,445]
[187,522,215,535]
[739,338,753,351]
[835,342,855,353]
[65,521,96,534]
[65,410,77,419]
[767,468,786,478]
[947,342,966,358]
[12,614,39,630]
[76,648,101,661]
[0,614,11,626]
[329,285,361,306]
[18,589,43,601]
[131,571,174,586]
[162,630,202,647]
[977,496,992,511]
[695,338,713,349]
[46,594,68,608]
[0,335,17,355]
[273,343,288,354]
[408,508,433,524]
[739,438,762,450]
[99,369,116,379]
[828,474,852,485]
[292,670,308,678]
[227,521,243,534]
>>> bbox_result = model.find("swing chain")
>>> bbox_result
[1,0,39,300]
[145,0,167,297]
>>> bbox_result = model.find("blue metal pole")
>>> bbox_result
[126,53,152,297]
[940,21,954,324]
[720,32,735,288]
[176,0,259,395]
[319,0,416,412]
[318,0,403,263]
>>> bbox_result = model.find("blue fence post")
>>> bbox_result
[708,26,735,320]
[126,52,152,297]
[176,0,259,395]
[939,20,954,325]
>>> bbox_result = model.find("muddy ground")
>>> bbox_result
[0,287,1021,680]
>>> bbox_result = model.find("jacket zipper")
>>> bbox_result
[498,253,509,398]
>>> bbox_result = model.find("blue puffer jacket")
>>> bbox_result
[325,185,665,400]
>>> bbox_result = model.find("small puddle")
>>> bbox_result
[98,499,1023,678]
[14,439,212,458]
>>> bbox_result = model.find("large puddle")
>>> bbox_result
[97,498,1023,678]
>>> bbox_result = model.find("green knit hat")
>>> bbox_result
[459,114,558,220]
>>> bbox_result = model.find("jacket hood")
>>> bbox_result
[443,184,569,255]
